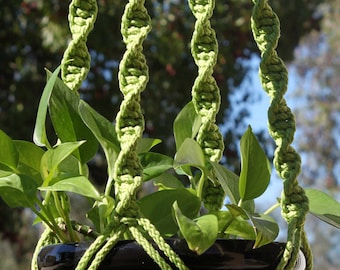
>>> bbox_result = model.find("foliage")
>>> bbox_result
[0,68,339,256]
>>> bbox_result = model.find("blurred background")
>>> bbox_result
[0,0,339,269]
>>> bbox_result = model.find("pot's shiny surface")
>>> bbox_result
[37,239,290,270]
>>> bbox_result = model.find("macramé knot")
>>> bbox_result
[281,185,309,227]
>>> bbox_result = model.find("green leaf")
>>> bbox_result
[137,138,162,153]
[239,126,271,201]
[138,189,201,236]
[39,176,101,200]
[0,173,38,207]
[215,211,255,239]
[139,152,173,181]
[174,138,205,169]
[225,204,278,247]
[153,173,185,190]
[306,189,340,229]
[33,66,61,148]
[209,161,240,204]
[173,102,201,150]
[40,141,85,185]
[249,213,279,248]
[88,195,115,233]
[48,74,98,163]
[14,140,44,185]
[0,130,19,171]
[78,100,120,179]
[173,202,218,255]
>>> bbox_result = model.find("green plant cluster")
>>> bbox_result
[0,66,339,256]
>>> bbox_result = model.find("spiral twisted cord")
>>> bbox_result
[61,0,97,91]
[75,2,187,269]
[251,1,312,269]
[188,0,225,212]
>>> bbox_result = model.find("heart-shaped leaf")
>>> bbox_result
[138,189,200,236]
[139,152,173,181]
[39,176,100,200]
[173,101,201,150]
[174,138,205,169]
[78,100,120,179]
[249,213,279,248]
[306,189,340,229]
[173,201,218,255]
[40,141,85,185]
[239,126,271,201]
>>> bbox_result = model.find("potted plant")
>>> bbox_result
[0,0,339,270]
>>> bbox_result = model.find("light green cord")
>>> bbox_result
[31,227,59,270]
[61,0,97,91]
[251,1,312,269]
[75,1,188,269]
[188,0,225,212]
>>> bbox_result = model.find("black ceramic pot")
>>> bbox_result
[37,239,305,270]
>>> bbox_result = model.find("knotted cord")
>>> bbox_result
[61,0,97,92]
[251,1,313,269]
[188,0,225,212]
[75,1,187,269]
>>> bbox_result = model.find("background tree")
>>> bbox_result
[290,0,339,190]
[0,0,322,268]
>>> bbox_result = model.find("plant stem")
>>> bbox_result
[264,202,280,215]
[34,199,69,242]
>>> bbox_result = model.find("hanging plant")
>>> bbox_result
[0,0,339,270]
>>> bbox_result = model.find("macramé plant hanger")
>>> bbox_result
[32,0,313,269]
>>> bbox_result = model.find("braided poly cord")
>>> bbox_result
[86,229,125,270]
[75,234,107,270]
[129,225,173,270]
[31,228,59,270]
[188,0,225,212]
[250,1,312,269]
[61,0,97,91]
[137,218,188,270]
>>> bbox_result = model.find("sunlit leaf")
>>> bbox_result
[40,141,85,185]
[33,66,61,148]
[137,138,162,153]
[173,102,201,150]
[239,126,271,201]
[49,75,98,163]
[39,176,101,200]
[209,161,240,204]
[78,100,119,179]
[174,138,205,169]
[306,189,340,229]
